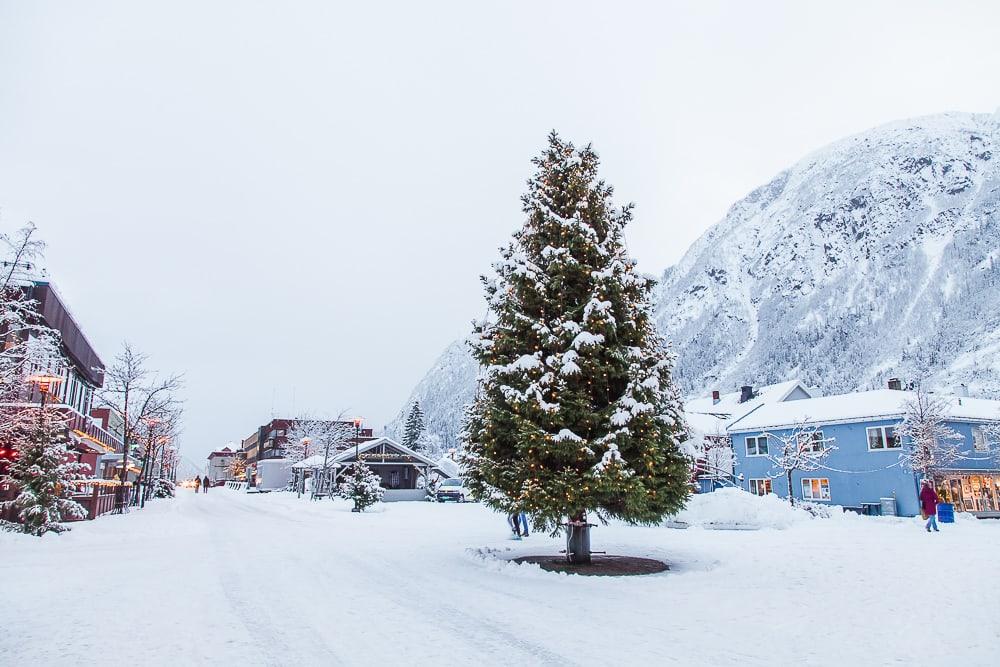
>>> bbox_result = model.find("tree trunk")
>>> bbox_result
[566,511,591,564]
[786,469,795,506]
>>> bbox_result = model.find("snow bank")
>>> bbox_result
[671,488,835,530]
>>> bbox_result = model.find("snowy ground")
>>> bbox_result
[4,489,999,666]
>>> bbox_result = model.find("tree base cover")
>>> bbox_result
[511,554,668,576]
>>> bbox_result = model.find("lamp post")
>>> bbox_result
[27,372,64,426]
[299,437,311,498]
[353,417,363,461]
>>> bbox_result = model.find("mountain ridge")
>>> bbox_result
[389,111,1000,448]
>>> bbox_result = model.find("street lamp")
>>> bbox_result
[353,417,363,461]
[27,372,64,430]
[298,437,311,498]
[27,372,63,409]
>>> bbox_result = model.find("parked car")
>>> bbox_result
[435,478,471,502]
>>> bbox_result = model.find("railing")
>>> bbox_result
[68,481,130,520]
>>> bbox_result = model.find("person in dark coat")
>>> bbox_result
[920,479,940,532]
[203,476,209,493]
[194,475,201,494]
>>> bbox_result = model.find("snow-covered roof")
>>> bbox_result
[331,437,441,468]
[291,454,341,469]
[683,380,815,437]
[728,389,1000,432]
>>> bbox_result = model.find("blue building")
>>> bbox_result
[726,385,1000,516]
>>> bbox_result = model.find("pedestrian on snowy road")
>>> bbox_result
[194,476,201,494]
[203,477,209,494]
[920,479,940,532]
[508,512,522,538]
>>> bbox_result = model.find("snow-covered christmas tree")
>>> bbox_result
[1,399,89,535]
[461,132,690,563]
[402,402,426,450]
[337,461,384,511]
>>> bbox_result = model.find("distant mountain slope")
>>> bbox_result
[384,340,477,451]
[655,111,1000,396]
[399,111,1000,449]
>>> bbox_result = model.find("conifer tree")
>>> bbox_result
[402,402,426,450]
[461,133,690,562]
[337,461,385,511]
[1,406,89,535]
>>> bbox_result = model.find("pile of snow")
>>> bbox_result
[671,488,836,530]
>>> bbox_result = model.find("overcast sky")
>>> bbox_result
[2,1,998,466]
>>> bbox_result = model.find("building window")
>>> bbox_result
[796,430,826,452]
[973,427,989,453]
[389,471,400,489]
[867,426,900,450]
[801,478,831,501]
[746,435,768,456]
[749,478,772,496]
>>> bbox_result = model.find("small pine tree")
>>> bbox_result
[1,408,89,536]
[461,133,691,561]
[337,461,384,511]
[402,402,426,450]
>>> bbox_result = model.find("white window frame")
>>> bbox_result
[866,425,901,451]
[797,430,826,453]
[801,477,831,502]
[749,478,772,496]
[972,426,989,453]
[746,435,768,457]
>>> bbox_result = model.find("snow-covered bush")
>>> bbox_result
[670,488,833,530]
[152,477,175,498]
[337,461,384,511]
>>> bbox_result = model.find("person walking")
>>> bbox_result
[203,476,209,494]
[194,475,202,494]
[920,479,940,532]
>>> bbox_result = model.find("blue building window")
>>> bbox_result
[746,435,768,456]
[866,426,900,450]
[749,478,772,495]
[801,478,831,501]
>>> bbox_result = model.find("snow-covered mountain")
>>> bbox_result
[396,111,1000,449]
[384,340,477,451]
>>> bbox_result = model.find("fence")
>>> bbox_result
[68,481,130,521]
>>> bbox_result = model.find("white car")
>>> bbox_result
[435,478,471,502]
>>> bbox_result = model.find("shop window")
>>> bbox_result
[867,426,900,450]
[801,478,831,501]
[746,435,768,456]
[749,479,772,496]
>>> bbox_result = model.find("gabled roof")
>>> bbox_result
[728,389,1000,432]
[684,380,815,435]
[331,437,441,467]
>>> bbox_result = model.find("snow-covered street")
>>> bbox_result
[5,490,999,666]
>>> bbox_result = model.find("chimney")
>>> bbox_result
[712,390,721,405]
[955,384,969,398]
[887,378,902,391]
[740,385,753,403]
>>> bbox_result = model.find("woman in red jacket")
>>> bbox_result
[920,479,940,532]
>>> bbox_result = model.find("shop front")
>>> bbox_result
[936,471,1000,516]
[332,438,449,501]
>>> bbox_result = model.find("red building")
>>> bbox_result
[1,282,124,519]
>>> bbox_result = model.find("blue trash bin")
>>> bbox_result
[937,502,955,523]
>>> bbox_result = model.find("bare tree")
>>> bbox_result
[0,223,62,408]
[284,415,354,499]
[896,387,963,481]
[98,342,182,509]
[763,422,837,505]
